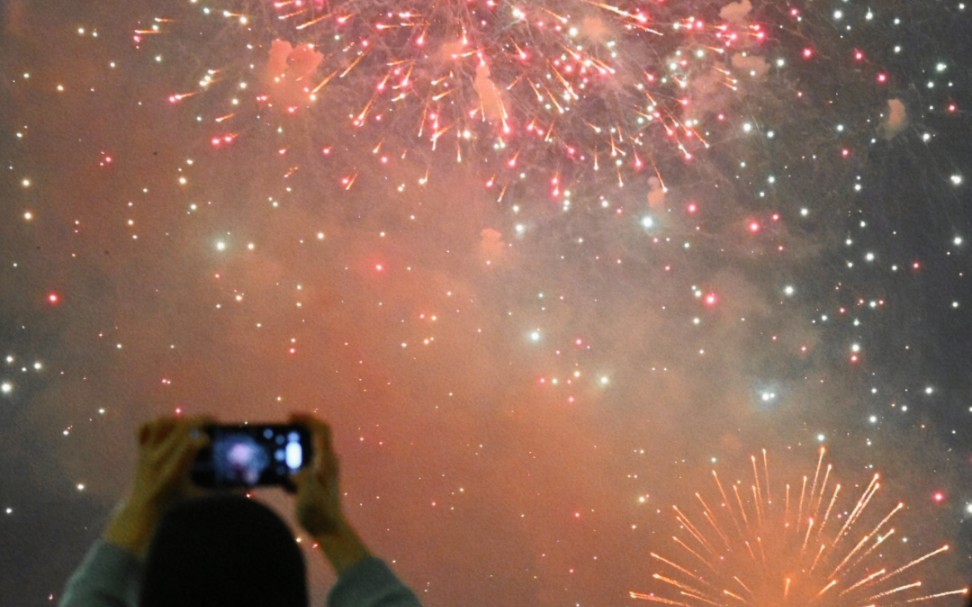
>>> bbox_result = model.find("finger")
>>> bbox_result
[154,420,209,476]
[317,450,340,480]
[158,430,206,484]
[154,421,195,459]
[291,460,331,491]
[155,418,180,442]
[163,437,211,503]
[310,421,334,462]
[289,413,334,467]
[289,413,330,441]
[317,430,338,479]
[182,416,215,445]
[178,418,213,460]
[290,467,309,486]
[141,418,179,448]
[185,414,217,428]
[156,416,212,454]
[289,468,314,496]
[172,438,202,476]
[138,419,163,446]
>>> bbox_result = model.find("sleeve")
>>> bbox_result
[327,556,423,607]
[58,540,143,607]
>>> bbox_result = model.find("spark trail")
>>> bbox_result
[631,449,968,606]
[141,0,773,199]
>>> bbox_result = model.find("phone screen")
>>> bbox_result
[191,424,311,487]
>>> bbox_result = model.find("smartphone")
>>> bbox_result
[191,424,312,488]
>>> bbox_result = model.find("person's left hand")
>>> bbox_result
[103,416,211,556]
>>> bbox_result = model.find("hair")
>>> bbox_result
[141,494,307,607]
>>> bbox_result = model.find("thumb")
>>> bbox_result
[288,467,313,494]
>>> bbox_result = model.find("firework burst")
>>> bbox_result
[632,449,968,606]
[139,0,774,199]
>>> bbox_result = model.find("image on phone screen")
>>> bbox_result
[192,424,309,487]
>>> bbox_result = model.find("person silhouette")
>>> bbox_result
[59,414,422,607]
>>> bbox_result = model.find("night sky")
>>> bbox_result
[2,0,971,605]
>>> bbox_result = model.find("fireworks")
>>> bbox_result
[3,0,970,603]
[632,449,969,606]
[141,0,776,199]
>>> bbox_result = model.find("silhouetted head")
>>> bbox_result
[141,494,307,607]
